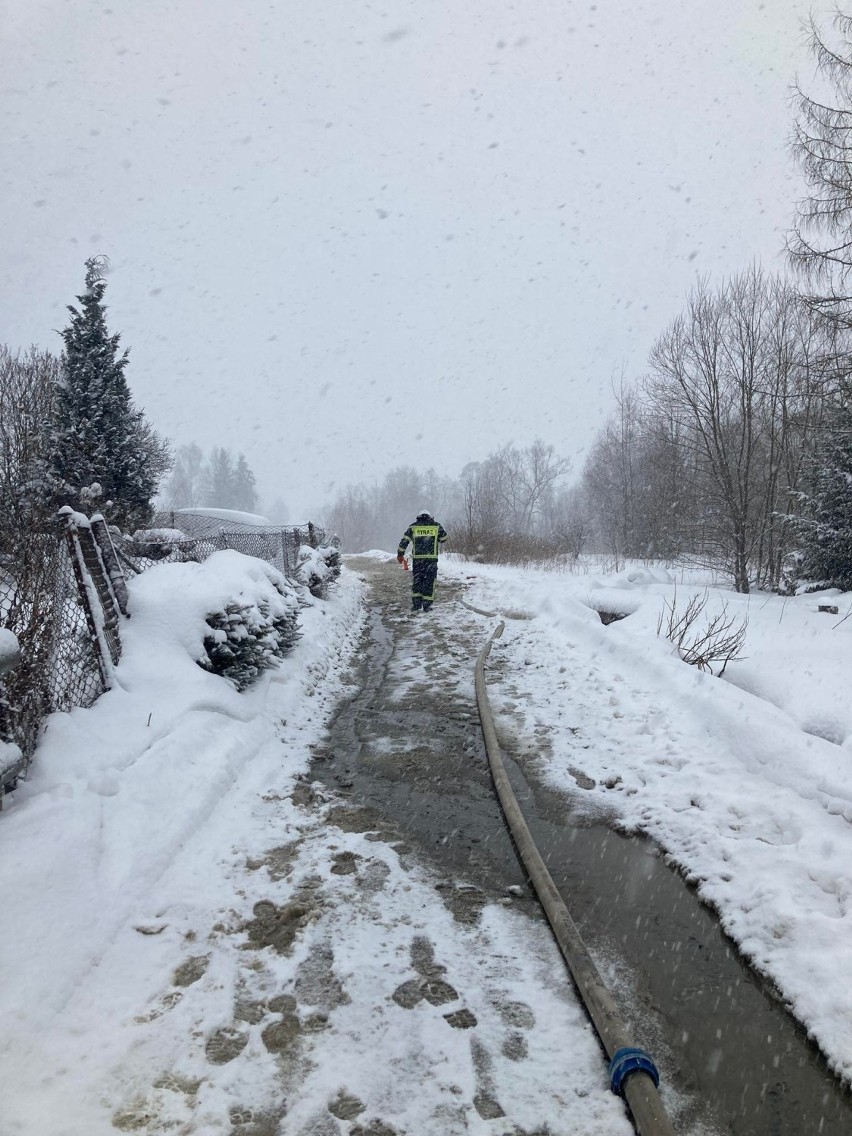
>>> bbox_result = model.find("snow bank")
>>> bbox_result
[442,557,852,1083]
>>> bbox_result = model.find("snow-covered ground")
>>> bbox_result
[438,554,852,1085]
[0,551,633,1136]
[1,548,850,1134]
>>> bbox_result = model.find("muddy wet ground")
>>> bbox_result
[310,558,852,1136]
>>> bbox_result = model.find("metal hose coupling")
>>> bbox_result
[609,1047,661,1096]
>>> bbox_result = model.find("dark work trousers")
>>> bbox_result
[411,559,439,609]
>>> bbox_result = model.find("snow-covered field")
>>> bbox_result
[438,554,852,1084]
[1,548,850,1134]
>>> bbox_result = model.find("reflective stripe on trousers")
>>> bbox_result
[412,559,438,601]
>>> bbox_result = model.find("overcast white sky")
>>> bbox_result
[1,0,830,517]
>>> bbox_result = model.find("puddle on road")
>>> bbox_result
[312,560,852,1136]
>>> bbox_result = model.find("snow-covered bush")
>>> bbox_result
[127,551,302,693]
[295,543,341,599]
[200,596,299,690]
[199,572,300,691]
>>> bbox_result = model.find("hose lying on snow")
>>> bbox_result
[475,623,676,1136]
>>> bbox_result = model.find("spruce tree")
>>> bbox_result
[163,442,206,509]
[204,447,237,507]
[51,256,157,529]
[233,453,259,513]
[798,381,852,590]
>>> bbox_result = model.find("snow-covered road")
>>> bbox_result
[2,549,851,1135]
[0,553,633,1136]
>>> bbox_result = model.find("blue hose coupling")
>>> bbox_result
[609,1046,661,1096]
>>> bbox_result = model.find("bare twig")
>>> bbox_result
[657,589,748,675]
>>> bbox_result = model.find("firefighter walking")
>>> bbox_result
[397,512,448,612]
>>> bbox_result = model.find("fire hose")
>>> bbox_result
[475,623,676,1136]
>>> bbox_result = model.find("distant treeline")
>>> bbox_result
[319,440,581,565]
[159,443,260,515]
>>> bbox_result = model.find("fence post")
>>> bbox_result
[90,515,130,617]
[76,521,122,666]
[59,508,115,689]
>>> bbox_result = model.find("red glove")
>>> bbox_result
[396,554,404,564]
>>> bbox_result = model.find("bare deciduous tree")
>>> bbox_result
[647,269,826,591]
[486,440,570,537]
[321,485,376,553]
[543,485,590,560]
[450,442,572,561]
[0,346,64,758]
[580,382,695,563]
[582,384,645,561]
[0,345,58,551]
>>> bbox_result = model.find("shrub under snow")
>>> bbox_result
[295,544,341,598]
[127,550,301,692]
[200,579,300,692]
[201,593,300,690]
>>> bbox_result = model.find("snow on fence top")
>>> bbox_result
[169,507,274,531]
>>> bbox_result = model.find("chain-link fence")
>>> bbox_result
[144,512,330,576]
[1,510,338,796]
[0,533,104,790]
